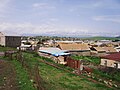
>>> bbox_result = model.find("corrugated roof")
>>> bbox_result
[94,47,105,52]
[58,43,90,51]
[115,46,120,49]
[94,47,117,53]
[39,47,70,56]
[102,47,117,53]
[102,52,120,61]
[20,45,31,48]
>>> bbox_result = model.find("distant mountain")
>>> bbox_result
[21,33,93,38]
[21,33,40,36]
[116,36,120,38]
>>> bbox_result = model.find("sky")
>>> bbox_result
[0,0,120,37]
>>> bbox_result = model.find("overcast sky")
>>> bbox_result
[0,0,120,37]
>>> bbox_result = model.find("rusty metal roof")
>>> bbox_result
[102,52,120,61]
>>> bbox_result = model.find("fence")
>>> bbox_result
[4,51,17,60]
[4,50,44,90]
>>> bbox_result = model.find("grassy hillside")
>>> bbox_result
[0,46,115,90]
[82,36,120,41]
[22,52,113,90]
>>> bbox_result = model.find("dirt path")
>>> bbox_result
[0,60,19,90]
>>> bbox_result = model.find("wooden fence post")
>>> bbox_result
[4,52,6,57]
[34,63,44,90]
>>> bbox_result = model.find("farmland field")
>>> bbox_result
[0,46,115,90]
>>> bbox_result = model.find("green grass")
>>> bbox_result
[93,69,120,83]
[71,55,101,65]
[12,60,36,90]
[1,49,114,90]
[0,46,17,52]
[0,55,36,90]
[0,78,4,86]
[39,55,74,71]
[38,61,112,90]
[82,36,120,41]
[22,52,112,90]
[71,55,120,86]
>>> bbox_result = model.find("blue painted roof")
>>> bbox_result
[39,47,70,56]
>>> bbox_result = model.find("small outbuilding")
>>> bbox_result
[100,52,120,69]
[39,47,70,64]
[0,32,21,48]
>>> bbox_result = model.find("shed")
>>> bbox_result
[39,47,70,64]
[0,32,21,48]
[101,52,120,69]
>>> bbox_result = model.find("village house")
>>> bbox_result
[102,47,117,54]
[58,43,90,56]
[42,41,52,47]
[89,42,109,47]
[90,47,106,56]
[55,40,83,47]
[111,42,120,47]
[115,46,120,52]
[20,39,39,51]
[38,47,70,64]
[91,46,117,56]
[0,32,21,48]
[100,52,120,69]
[18,44,32,51]
[98,40,112,44]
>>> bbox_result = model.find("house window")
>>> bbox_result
[114,63,118,68]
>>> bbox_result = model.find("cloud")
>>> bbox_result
[93,15,120,23]
[0,21,90,36]
[0,22,118,37]
[32,3,56,9]
[0,22,56,34]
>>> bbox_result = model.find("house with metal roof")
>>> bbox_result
[58,43,90,56]
[100,52,120,69]
[39,47,70,64]
[115,46,120,52]
[102,47,117,54]
[0,32,21,48]
[91,46,117,56]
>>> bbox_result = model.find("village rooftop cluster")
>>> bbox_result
[0,31,120,69]
[0,31,120,89]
